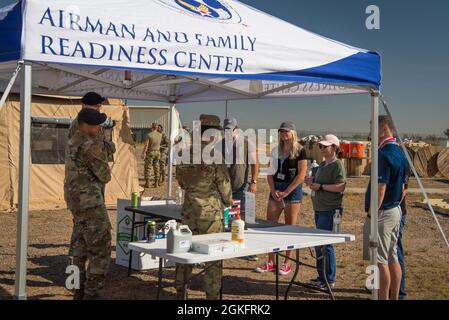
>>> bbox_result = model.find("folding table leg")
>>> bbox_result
[321,246,336,300]
[156,258,163,300]
[127,212,136,277]
[182,266,189,300]
[284,249,300,300]
[275,252,279,300]
[220,261,224,300]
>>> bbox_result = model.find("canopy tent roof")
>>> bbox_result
[0,0,381,103]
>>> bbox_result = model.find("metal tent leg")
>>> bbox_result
[14,62,32,300]
[166,103,175,198]
[369,90,380,301]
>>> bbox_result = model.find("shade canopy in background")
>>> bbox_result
[0,0,382,300]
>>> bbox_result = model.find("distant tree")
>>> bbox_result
[444,129,449,139]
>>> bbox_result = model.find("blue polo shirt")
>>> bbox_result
[365,143,409,212]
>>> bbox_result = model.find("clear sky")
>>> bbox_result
[170,0,449,136]
[3,0,448,135]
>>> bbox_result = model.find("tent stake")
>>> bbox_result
[14,61,32,300]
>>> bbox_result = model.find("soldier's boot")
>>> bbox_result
[73,288,84,300]
[159,175,165,184]
[153,181,159,188]
[144,179,151,188]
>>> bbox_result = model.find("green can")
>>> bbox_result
[131,192,138,208]
[224,207,229,231]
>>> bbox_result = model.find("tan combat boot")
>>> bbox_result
[144,180,150,188]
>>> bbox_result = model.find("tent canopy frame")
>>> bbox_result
[5,60,381,301]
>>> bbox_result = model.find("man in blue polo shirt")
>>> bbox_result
[364,115,409,300]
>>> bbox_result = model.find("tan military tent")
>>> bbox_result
[0,94,140,212]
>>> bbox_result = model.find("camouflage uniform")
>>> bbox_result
[144,129,162,187]
[69,117,116,158]
[175,115,232,300]
[159,132,169,183]
[64,132,112,297]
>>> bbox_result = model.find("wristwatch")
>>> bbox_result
[319,184,324,191]
[250,179,257,185]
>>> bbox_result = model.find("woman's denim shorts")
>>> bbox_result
[269,182,303,204]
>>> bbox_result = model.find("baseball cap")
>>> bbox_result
[224,118,238,130]
[77,108,107,126]
[279,121,296,131]
[319,134,340,147]
[81,92,106,106]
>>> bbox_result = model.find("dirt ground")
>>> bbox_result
[1,153,449,300]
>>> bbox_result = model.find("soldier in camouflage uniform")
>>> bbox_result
[158,124,169,184]
[141,123,162,188]
[64,108,112,300]
[68,92,116,158]
[175,114,233,300]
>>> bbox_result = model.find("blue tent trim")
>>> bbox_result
[264,51,381,89]
[24,57,380,90]
[0,1,22,62]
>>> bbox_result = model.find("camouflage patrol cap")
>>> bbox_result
[199,114,221,129]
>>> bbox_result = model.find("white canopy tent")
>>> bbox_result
[1,0,385,300]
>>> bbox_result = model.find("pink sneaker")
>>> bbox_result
[278,263,292,275]
[255,261,275,273]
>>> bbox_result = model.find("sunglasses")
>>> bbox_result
[319,144,331,149]
[278,129,290,133]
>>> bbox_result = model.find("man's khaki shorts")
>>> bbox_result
[363,206,402,264]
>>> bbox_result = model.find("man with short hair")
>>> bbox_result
[65,108,112,300]
[141,122,162,188]
[364,114,409,300]
[223,117,260,261]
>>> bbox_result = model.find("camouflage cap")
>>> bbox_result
[199,114,221,129]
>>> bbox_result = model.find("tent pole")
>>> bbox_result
[166,103,175,198]
[14,61,32,300]
[370,90,380,300]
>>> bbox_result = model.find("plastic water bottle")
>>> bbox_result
[307,161,315,197]
[176,186,183,205]
[333,209,342,233]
